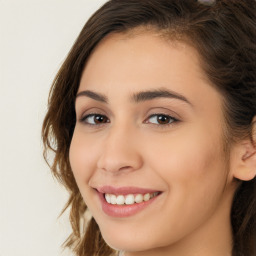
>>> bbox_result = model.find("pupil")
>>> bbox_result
[158,115,169,124]
[95,115,105,123]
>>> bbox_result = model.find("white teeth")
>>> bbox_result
[105,194,111,203]
[104,192,159,205]
[125,194,135,205]
[135,194,143,203]
[110,195,117,204]
[116,195,125,205]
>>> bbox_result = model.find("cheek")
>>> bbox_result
[144,127,228,218]
[147,128,219,167]
[69,128,98,189]
[146,121,226,182]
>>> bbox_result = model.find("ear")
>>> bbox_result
[230,117,256,181]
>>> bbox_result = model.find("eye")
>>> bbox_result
[81,114,110,125]
[146,114,177,125]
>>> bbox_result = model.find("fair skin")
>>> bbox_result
[69,31,254,256]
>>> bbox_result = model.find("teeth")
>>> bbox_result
[135,194,143,203]
[105,194,111,203]
[143,193,150,201]
[116,195,125,205]
[110,195,117,204]
[104,192,159,205]
[125,194,135,205]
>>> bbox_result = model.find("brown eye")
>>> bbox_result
[82,114,110,125]
[156,115,171,124]
[147,114,177,125]
[94,115,109,124]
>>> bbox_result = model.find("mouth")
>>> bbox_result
[95,186,162,218]
[104,191,160,205]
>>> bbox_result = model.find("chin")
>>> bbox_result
[101,230,141,251]
[100,227,166,253]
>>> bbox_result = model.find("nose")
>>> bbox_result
[97,124,143,174]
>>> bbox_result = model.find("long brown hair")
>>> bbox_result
[42,0,256,255]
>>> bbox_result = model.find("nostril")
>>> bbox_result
[101,165,135,174]
[119,166,133,171]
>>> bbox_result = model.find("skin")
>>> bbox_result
[69,31,239,256]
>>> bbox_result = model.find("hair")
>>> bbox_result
[42,0,256,255]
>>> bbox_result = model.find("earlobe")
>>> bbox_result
[231,118,256,181]
[234,162,256,181]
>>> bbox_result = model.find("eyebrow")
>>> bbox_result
[131,88,192,105]
[76,90,108,103]
[76,88,192,106]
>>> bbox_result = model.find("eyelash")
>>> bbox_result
[80,113,110,126]
[80,113,179,127]
[145,114,179,126]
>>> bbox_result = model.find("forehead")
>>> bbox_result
[83,32,203,83]
[80,30,221,102]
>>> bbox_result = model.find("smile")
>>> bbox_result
[105,192,159,205]
[96,186,162,217]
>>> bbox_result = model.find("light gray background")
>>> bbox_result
[0,1,107,255]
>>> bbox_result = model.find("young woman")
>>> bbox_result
[42,0,256,255]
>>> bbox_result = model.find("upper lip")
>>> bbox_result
[96,185,161,195]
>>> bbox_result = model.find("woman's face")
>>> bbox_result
[70,32,236,255]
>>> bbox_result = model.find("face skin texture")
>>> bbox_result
[69,31,239,256]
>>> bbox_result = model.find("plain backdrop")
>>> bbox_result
[0,1,107,255]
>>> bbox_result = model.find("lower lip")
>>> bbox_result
[97,192,160,218]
